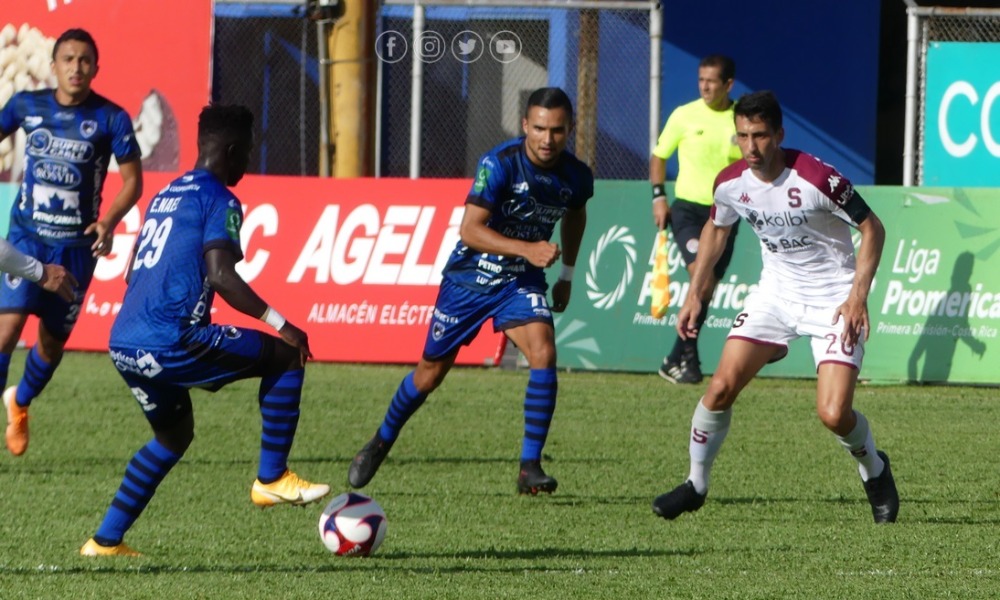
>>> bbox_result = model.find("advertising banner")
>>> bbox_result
[1,0,212,181]
[42,173,503,366]
[8,173,998,382]
[554,182,1000,384]
[924,42,1000,186]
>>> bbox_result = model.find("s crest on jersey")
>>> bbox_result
[432,322,446,341]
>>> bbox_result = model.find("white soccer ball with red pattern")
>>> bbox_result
[318,492,387,556]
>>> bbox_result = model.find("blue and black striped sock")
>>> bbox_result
[257,368,303,483]
[94,438,182,546]
[16,346,59,407]
[520,368,557,462]
[378,372,427,442]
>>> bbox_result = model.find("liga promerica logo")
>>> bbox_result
[585,225,637,310]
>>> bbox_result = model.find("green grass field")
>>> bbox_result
[0,350,997,599]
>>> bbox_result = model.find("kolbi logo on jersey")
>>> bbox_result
[744,209,808,230]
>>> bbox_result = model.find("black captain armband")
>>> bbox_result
[652,184,666,202]
[842,188,872,224]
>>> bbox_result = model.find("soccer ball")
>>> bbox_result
[318,492,387,556]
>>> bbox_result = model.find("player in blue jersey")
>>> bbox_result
[0,29,143,456]
[348,87,593,495]
[80,104,329,557]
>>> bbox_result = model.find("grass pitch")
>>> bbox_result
[0,351,997,599]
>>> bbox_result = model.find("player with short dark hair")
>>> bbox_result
[348,87,593,495]
[652,90,899,524]
[80,104,328,557]
[650,55,742,384]
[0,28,143,456]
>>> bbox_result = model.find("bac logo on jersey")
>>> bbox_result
[80,120,98,139]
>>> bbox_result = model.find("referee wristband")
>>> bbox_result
[558,265,575,282]
[260,306,286,331]
[652,184,666,202]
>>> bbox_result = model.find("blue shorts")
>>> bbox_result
[0,226,97,340]
[108,324,276,428]
[423,277,552,361]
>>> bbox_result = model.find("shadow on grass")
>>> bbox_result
[0,546,693,576]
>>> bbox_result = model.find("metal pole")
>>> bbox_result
[375,27,384,178]
[409,3,425,179]
[317,17,331,177]
[903,5,919,186]
[649,2,662,155]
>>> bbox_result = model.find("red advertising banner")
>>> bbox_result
[1,0,212,177]
[40,173,503,366]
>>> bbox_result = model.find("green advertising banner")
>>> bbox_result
[552,183,1000,384]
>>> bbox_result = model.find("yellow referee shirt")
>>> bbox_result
[652,98,742,206]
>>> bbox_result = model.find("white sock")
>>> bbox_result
[835,410,884,481]
[686,398,731,495]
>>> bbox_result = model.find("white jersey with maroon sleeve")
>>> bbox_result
[711,149,872,306]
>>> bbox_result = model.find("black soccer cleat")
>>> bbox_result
[517,460,558,495]
[658,359,703,385]
[652,480,707,520]
[348,432,395,489]
[862,450,899,524]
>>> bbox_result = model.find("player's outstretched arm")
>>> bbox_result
[834,211,885,346]
[205,247,312,364]
[459,204,560,268]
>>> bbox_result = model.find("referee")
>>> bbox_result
[650,55,741,384]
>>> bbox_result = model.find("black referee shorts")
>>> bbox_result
[669,198,739,280]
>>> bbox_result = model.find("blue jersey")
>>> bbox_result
[443,137,594,293]
[110,170,244,350]
[0,89,140,246]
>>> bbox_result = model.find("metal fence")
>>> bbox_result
[904,6,1000,185]
[377,1,658,180]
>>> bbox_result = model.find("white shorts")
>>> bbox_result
[727,291,864,371]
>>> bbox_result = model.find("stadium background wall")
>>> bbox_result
[2,178,996,385]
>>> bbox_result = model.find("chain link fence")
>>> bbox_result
[214,5,320,176]
[908,7,1000,185]
[377,1,655,180]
